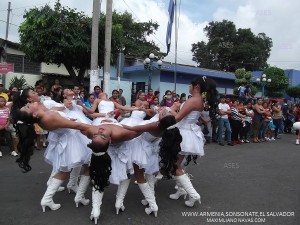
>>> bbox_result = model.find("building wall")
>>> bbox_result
[4,72,42,88]
[41,63,71,76]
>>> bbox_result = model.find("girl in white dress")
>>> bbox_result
[126,77,218,208]
[14,100,142,224]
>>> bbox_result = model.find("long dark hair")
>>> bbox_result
[10,88,36,172]
[191,76,219,119]
[87,141,112,192]
[158,115,182,178]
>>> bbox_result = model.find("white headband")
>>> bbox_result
[166,124,176,130]
[92,152,106,157]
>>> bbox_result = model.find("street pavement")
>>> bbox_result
[0,133,299,225]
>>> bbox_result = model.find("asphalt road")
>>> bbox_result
[0,133,299,225]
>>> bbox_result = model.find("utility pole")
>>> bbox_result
[103,0,113,94]
[4,2,11,62]
[89,0,101,93]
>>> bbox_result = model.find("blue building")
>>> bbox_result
[122,62,300,99]
[123,62,236,98]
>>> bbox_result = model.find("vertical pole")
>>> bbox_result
[117,51,122,90]
[103,0,113,94]
[90,0,101,93]
[262,84,265,99]
[4,2,11,63]
[174,0,178,92]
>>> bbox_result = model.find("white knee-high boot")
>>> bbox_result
[90,188,104,225]
[138,182,158,217]
[67,166,81,193]
[169,179,187,200]
[115,179,131,214]
[141,174,157,205]
[47,171,65,192]
[175,174,201,207]
[41,178,64,212]
[74,175,90,207]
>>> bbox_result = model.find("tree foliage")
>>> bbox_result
[191,20,273,72]
[286,86,300,99]
[9,75,28,89]
[18,1,160,85]
[263,67,289,97]
[233,68,257,95]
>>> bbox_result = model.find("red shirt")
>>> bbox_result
[145,94,154,105]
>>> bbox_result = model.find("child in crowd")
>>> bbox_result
[0,96,17,157]
[267,118,276,141]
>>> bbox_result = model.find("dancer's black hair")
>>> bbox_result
[87,141,112,192]
[190,76,218,110]
[10,88,36,172]
[187,77,219,166]
[158,115,182,178]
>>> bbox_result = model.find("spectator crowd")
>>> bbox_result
[0,78,299,158]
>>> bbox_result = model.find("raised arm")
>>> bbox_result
[113,101,137,112]
[113,126,142,142]
[122,121,159,133]
[77,98,100,114]
[40,112,91,132]
[175,97,203,122]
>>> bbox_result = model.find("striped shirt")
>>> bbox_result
[231,107,241,121]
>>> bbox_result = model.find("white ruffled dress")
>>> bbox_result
[92,100,130,185]
[177,103,205,156]
[44,111,92,173]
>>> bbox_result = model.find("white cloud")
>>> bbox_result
[0,0,299,70]
[212,0,300,69]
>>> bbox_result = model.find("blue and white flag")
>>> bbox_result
[166,0,175,55]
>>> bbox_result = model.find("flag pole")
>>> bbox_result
[174,0,178,92]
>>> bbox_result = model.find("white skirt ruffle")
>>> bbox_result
[108,141,132,185]
[44,129,91,172]
[178,123,205,156]
[144,138,161,175]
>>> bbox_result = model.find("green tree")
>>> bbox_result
[191,20,272,72]
[263,67,289,97]
[286,86,300,101]
[19,1,91,85]
[19,1,161,85]
[233,68,257,96]
[9,75,28,90]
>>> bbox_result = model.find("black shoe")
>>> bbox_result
[227,143,234,146]
[219,143,225,146]
[275,136,281,139]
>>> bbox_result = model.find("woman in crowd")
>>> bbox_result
[240,101,254,143]
[259,102,272,141]
[271,100,283,139]
[160,90,174,107]
[230,99,245,144]
[252,98,266,143]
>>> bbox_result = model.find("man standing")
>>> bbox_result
[218,96,233,146]
[238,83,246,103]
[73,85,84,103]
[91,86,102,99]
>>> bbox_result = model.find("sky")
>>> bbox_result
[0,0,299,70]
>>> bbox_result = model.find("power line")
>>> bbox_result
[0,19,19,27]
